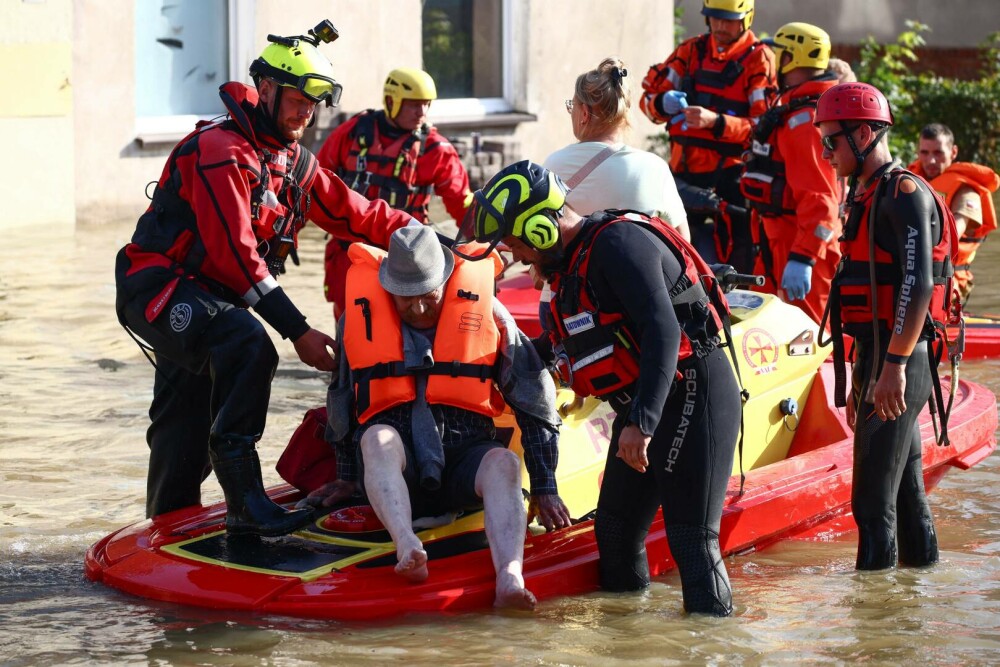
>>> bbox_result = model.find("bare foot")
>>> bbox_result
[394,537,429,583]
[494,570,537,610]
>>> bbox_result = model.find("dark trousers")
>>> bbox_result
[595,348,741,613]
[851,340,939,569]
[116,263,279,517]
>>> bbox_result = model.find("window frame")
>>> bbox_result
[134,0,255,146]
[425,0,516,122]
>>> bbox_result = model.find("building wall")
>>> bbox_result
[1,0,75,228]
[678,0,999,47]
[9,0,676,228]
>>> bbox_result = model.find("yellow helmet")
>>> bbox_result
[383,68,438,120]
[702,0,754,31]
[765,22,831,74]
[249,24,343,107]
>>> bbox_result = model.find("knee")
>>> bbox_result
[360,425,405,467]
[595,509,651,591]
[476,448,522,493]
[484,448,522,482]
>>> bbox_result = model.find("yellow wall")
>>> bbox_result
[1,0,74,226]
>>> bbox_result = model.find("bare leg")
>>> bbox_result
[476,448,536,610]
[360,426,428,583]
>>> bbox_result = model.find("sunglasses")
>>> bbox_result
[820,125,860,151]
[565,99,574,114]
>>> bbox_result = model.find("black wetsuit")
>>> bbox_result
[557,220,742,615]
[844,166,942,570]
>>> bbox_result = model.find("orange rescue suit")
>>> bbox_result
[640,30,776,175]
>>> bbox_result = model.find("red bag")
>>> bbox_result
[276,407,338,493]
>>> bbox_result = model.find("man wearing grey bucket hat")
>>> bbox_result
[303,225,570,610]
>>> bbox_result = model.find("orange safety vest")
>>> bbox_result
[343,243,506,423]
[918,163,999,297]
[641,30,774,174]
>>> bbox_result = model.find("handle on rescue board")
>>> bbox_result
[722,272,765,289]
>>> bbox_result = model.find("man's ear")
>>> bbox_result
[950,143,959,161]
[258,78,274,107]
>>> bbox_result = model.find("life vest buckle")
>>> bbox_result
[553,348,574,389]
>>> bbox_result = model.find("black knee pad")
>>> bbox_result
[666,523,733,616]
[595,509,650,592]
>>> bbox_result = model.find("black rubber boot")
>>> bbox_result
[209,435,314,536]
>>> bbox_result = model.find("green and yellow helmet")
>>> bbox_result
[249,26,343,107]
[383,68,437,120]
[764,22,831,74]
[454,160,568,261]
[702,0,754,31]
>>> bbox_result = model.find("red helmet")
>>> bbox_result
[814,83,894,126]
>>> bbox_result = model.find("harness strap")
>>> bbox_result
[356,360,493,382]
[714,287,748,495]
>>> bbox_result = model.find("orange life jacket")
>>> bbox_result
[337,111,434,220]
[547,211,731,399]
[926,163,999,296]
[343,243,505,423]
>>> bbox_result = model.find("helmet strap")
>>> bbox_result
[844,121,889,202]
[254,80,292,145]
[269,84,285,134]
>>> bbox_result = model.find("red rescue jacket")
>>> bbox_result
[122,83,411,312]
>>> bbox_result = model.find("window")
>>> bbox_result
[422,0,513,117]
[133,0,254,145]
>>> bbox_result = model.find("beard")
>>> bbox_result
[533,246,566,280]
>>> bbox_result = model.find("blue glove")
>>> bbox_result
[781,260,813,302]
[657,90,688,116]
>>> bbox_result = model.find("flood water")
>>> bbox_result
[1,218,999,666]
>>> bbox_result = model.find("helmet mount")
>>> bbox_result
[266,19,340,50]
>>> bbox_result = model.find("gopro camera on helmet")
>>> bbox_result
[266,19,339,49]
[310,20,339,44]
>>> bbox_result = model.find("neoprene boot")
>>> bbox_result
[209,435,313,536]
